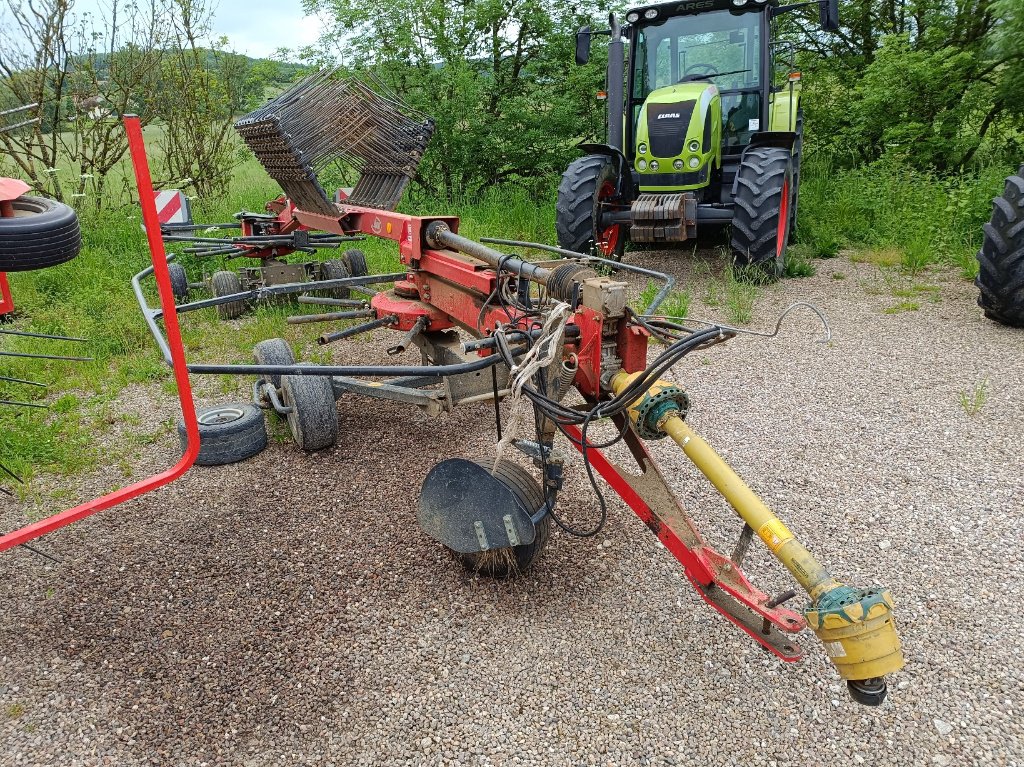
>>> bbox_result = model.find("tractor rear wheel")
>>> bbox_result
[449,459,551,579]
[556,155,627,260]
[790,109,804,234]
[211,270,246,319]
[730,146,794,280]
[976,164,1024,327]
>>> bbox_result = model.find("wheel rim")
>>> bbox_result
[776,179,790,260]
[596,180,621,257]
[199,406,245,425]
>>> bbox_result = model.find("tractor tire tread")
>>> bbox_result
[976,166,1024,326]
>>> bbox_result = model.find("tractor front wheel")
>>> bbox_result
[730,146,794,280]
[976,164,1024,327]
[556,155,627,260]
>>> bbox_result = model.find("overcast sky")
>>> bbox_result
[4,0,329,59]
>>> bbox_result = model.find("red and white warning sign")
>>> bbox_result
[150,189,192,227]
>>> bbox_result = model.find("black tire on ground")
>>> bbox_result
[177,403,268,466]
[730,146,795,280]
[556,154,627,260]
[0,195,81,272]
[450,459,551,579]
[211,270,246,319]
[342,248,368,277]
[167,262,189,301]
[281,374,338,451]
[976,164,1024,327]
[320,259,351,300]
[791,109,803,234]
[253,338,295,389]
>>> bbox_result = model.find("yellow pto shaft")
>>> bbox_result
[609,370,904,704]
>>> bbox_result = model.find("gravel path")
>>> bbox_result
[1,253,1022,766]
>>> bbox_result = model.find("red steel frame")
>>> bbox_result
[296,204,805,658]
[0,116,200,553]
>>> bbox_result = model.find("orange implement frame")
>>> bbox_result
[0,116,200,553]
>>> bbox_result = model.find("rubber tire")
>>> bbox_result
[976,164,1024,327]
[790,109,803,234]
[177,403,268,466]
[167,262,189,301]
[320,260,350,300]
[342,248,368,277]
[556,154,627,260]
[730,146,794,280]
[281,374,338,451]
[450,459,551,579]
[0,195,81,272]
[211,270,246,319]
[253,338,295,389]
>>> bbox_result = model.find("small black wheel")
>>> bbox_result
[281,374,338,451]
[847,677,888,707]
[319,259,350,300]
[730,146,794,281]
[177,403,268,466]
[450,459,551,579]
[167,262,189,301]
[342,248,368,277]
[253,338,295,389]
[976,164,1024,327]
[556,154,627,260]
[211,270,246,319]
[0,195,81,272]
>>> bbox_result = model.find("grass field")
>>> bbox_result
[0,132,1008,490]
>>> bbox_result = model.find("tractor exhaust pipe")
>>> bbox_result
[607,14,625,152]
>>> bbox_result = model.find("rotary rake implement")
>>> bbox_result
[13,69,904,705]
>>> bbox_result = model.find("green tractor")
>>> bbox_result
[558,0,839,277]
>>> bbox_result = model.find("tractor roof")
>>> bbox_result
[625,0,777,20]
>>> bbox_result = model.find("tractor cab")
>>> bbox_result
[558,0,838,277]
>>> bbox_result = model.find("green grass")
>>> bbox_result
[959,379,988,416]
[797,157,1013,278]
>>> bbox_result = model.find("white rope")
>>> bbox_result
[506,301,571,398]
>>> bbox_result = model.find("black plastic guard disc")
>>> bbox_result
[418,458,536,554]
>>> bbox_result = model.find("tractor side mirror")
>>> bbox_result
[819,0,840,31]
[575,26,592,66]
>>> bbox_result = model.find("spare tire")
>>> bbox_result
[177,403,268,466]
[0,195,81,272]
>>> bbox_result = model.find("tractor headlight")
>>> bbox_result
[638,159,648,170]
[732,0,745,5]
[644,8,658,18]
[626,11,639,22]
[638,143,647,154]
[688,139,700,153]
[688,156,700,168]
[650,160,659,171]
[673,159,684,170]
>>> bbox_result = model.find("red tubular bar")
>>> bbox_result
[0,116,200,553]
[0,273,13,316]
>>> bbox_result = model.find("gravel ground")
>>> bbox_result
[1,252,1022,766]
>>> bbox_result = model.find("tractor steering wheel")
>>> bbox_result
[680,64,719,82]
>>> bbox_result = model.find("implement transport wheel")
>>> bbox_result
[320,259,351,300]
[167,262,189,302]
[211,270,246,319]
[253,337,295,389]
[443,459,551,579]
[556,154,627,261]
[281,374,338,451]
[730,146,794,280]
[0,195,81,272]
[976,164,1024,327]
[341,248,368,277]
[177,403,268,466]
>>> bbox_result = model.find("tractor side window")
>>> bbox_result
[654,37,673,89]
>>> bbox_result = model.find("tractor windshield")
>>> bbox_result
[631,10,762,151]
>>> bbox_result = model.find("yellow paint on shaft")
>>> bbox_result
[659,414,840,600]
